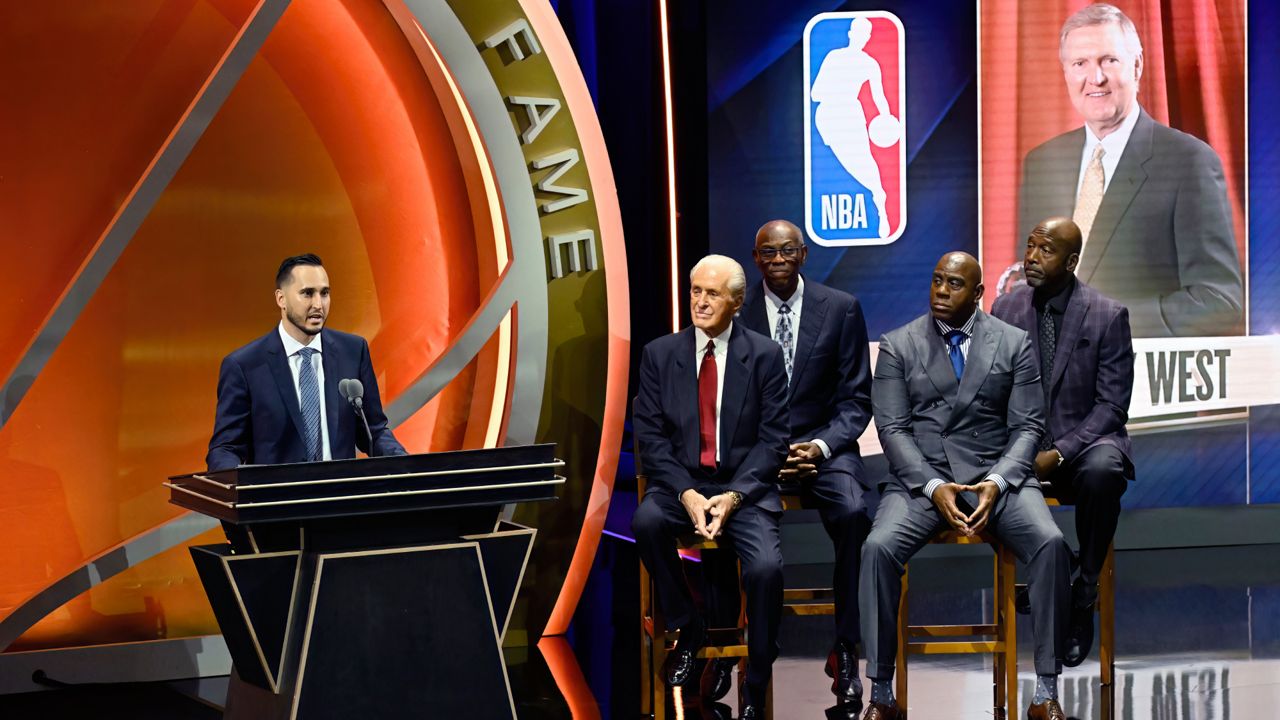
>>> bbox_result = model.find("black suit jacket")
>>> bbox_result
[633,323,790,512]
[872,312,1045,493]
[207,327,405,471]
[1018,110,1243,337]
[739,278,872,486]
[991,278,1134,471]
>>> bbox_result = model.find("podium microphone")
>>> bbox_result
[338,378,374,454]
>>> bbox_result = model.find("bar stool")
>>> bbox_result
[895,529,1019,720]
[637,474,774,719]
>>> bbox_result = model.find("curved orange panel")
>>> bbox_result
[0,0,504,648]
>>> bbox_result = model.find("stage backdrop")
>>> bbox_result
[705,0,1280,510]
[0,0,625,681]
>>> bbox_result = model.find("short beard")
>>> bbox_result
[287,308,323,336]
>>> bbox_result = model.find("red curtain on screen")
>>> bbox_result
[980,0,1246,301]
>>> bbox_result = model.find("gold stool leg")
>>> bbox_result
[896,565,909,718]
[1099,542,1117,720]
[1002,544,1018,719]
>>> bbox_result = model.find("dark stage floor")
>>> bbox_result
[2,542,1277,719]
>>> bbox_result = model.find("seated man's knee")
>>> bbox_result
[631,498,666,540]
[740,552,783,587]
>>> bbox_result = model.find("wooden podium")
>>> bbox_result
[167,444,562,719]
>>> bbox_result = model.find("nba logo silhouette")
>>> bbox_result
[804,11,906,245]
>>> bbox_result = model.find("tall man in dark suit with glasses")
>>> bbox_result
[859,252,1071,720]
[701,219,873,713]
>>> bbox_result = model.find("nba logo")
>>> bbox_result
[804,11,906,245]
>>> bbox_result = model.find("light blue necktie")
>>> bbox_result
[945,330,966,381]
[776,303,794,384]
[297,347,322,461]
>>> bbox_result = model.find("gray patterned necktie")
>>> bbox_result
[776,303,794,383]
[297,347,322,461]
[1038,309,1057,450]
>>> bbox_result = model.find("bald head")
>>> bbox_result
[1023,217,1081,291]
[930,252,984,326]
[753,219,807,300]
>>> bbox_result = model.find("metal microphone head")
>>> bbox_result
[338,378,352,401]
[346,378,364,401]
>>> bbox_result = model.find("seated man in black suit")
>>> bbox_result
[207,253,406,549]
[860,253,1071,720]
[632,255,790,718]
[702,219,874,712]
[992,217,1134,666]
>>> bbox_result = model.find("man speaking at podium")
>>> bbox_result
[206,254,406,547]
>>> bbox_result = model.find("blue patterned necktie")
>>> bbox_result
[297,347,322,461]
[945,330,966,381]
[776,303,794,384]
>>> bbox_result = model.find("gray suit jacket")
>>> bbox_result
[872,312,1045,493]
[1018,110,1243,337]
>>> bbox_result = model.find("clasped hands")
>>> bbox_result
[931,480,1000,537]
[778,441,823,481]
[679,489,738,539]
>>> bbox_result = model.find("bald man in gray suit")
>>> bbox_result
[858,253,1072,720]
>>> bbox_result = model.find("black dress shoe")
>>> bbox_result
[1064,579,1097,667]
[701,657,735,701]
[739,705,761,720]
[825,641,864,708]
[664,643,701,686]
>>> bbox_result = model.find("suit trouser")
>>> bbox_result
[703,464,874,648]
[632,488,784,689]
[1049,444,1129,588]
[860,484,1071,678]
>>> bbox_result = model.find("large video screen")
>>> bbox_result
[706,0,1280,509]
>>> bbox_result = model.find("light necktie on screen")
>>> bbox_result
[698,340,718,471]
[298,347,323,462]
[776,303,794,384]
[1073,144,1106,260]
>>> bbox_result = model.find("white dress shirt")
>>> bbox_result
[694,322,731,463]
[278,322,331,461]
[923,311,1008,498]
[1077,102,1142,196]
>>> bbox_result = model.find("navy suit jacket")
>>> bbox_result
[1018,110,1242,337]
[207,327,406,471]
[739,278,872,487]
[992,278,1134,471]
[633,323,790,512]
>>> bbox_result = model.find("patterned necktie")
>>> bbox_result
[698,340,718,471]
[297,347,322,461]
[776,303,794,384]
[1073,144,1106,261]
[944,330,966,381]
[1038,309,1057,450]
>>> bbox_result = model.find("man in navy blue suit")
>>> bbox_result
[207,254,406,546]
[632,255,790,718]
[702,219,873,712]
[992,217,1133,667]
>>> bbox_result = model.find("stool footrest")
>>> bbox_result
[908,624,998,637]
[907,640,1003,654]
[783,587,836,601]
[782,603,835,616]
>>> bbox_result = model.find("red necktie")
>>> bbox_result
[698,339,718,471]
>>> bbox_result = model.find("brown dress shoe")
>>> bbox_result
[1027,698,1066,720]
[861,701,900,720]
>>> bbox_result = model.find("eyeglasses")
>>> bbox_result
[757,246,803,260]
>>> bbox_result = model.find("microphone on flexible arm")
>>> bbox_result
[338,378,374,455]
